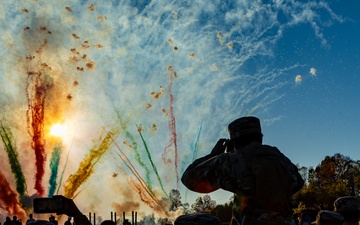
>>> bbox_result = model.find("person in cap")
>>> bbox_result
[334,196,360,225]
[314,210,344,225]
[181,116,304,225]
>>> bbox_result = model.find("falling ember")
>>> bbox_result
[137,124,142,132]
[152,124,157,131]
[145,103,152,109]
[65,6,72,12]
[88,4,95,11]
[162,108,168,117]
[188,52,195,57]
[97,16,107,21]
[295,75,302,83]
[72,33,80,39]
[86,60,95,70]
[310,68,317,75]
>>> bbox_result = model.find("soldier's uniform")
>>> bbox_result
[181,117,304,225]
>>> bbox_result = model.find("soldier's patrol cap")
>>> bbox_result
[334,196,360,212]
[174,213,222,225]
[228,116,262,139]
[314,210,344,225]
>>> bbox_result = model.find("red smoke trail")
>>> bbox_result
[163,66,179,189]
[0,170,27,221]
[128,177,170,217]
[108,132,168,214]
[112,142,160,205]
[25,70,48,196]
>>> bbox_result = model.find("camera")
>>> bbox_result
[226,139,234,152]
[33,197,66,213]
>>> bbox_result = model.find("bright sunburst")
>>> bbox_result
[50,124,66,137]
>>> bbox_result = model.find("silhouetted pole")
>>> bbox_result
[132,211,134,225]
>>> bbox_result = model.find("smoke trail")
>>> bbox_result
[56,129,78,195]
[111,135,168,216]
[137,126,168,197]
[128,177,169,217]
[25,65,49,196]
[192,123,203,162]
[0,170,27,221]
[56,148,70,195]
[163,67,179,189]
[115,111,153,187]
[185,122,203,202]
[0,122,27,199]
[63,128,118,199]
[48,145,61,197]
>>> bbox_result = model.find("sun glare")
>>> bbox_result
[50,124,66,137]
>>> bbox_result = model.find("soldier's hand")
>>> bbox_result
[210,139,228,156]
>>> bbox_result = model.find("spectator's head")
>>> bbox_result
[315,210,344,225]
[228,116,263,149]
[29,214,33,218]
[13,216,17,221]
[101,220,115,225]
[174,213,222,225]
[334,196,360,223]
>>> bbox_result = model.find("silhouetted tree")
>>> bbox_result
[191,194,216,213]
[168,189,182,211]
[293,153,360,210]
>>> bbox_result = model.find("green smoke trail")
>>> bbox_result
[114,110,153,187]
[48,145,61,197]
[56,130,78,195]
[0,122,27,198]
[124,129,152,188]
[185,123,202,202]
[192,122,203,162]
[137,126,168,198]
[56,148,70,195]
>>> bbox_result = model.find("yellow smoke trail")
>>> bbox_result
[63,127,118,198]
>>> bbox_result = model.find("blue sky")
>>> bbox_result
[263,0,360,168]
[0,0,359,219]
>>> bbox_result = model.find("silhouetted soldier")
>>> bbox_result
[181,116,304,225]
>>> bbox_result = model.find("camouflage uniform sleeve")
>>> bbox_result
[181,151,249,194]
[280,151,305,193]
[181,154,222,193]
